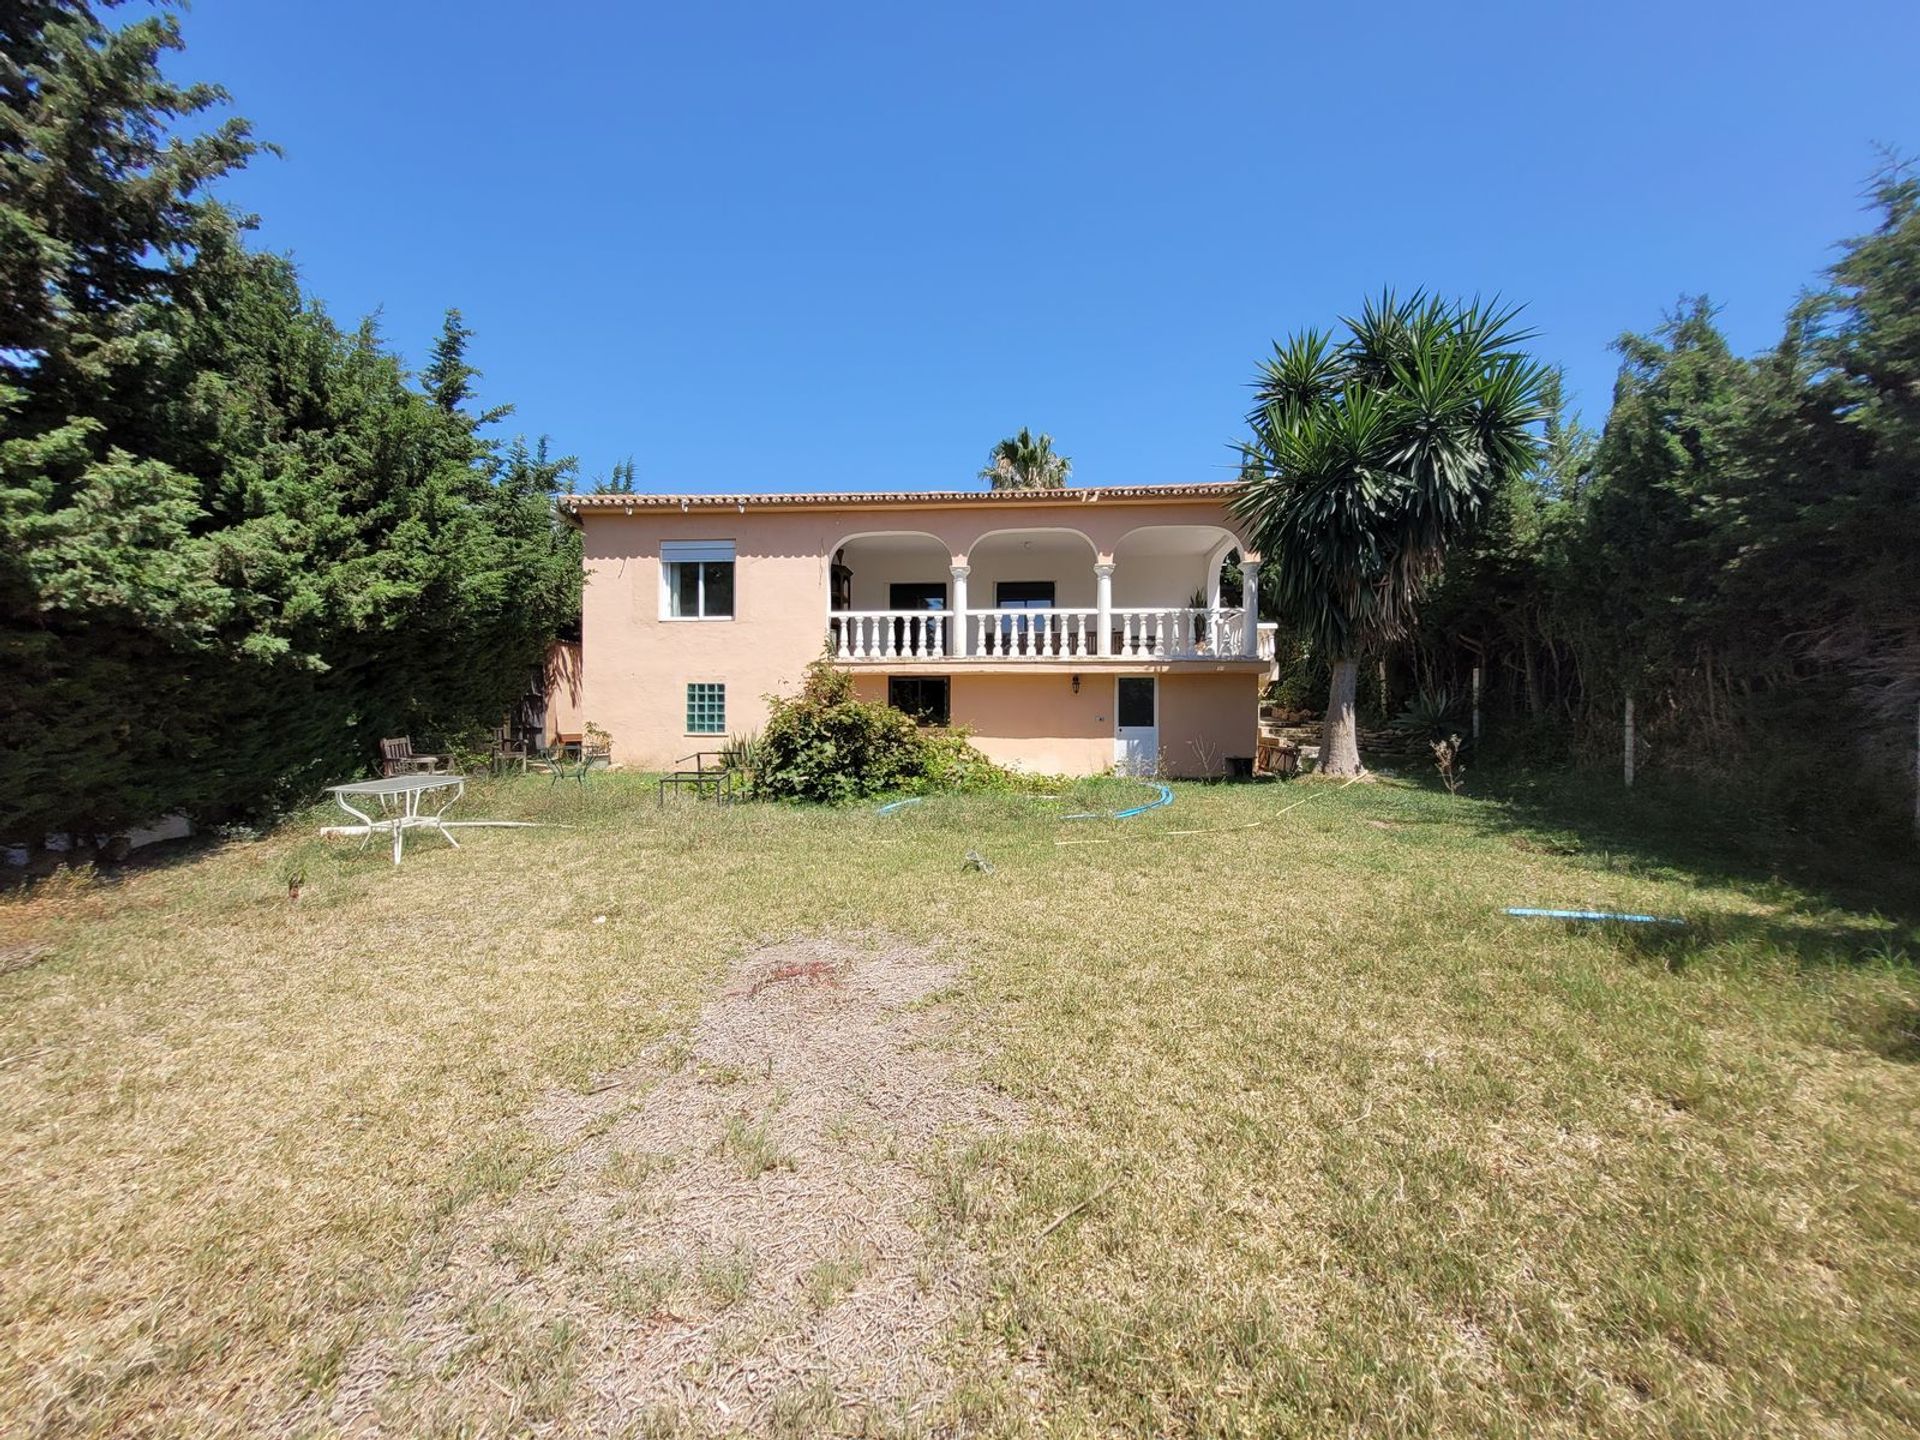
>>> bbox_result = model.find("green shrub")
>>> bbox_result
[757,659,1020,803]
[907,729,1053,796]
[757,661,929,803]
[1263,620,1328,714]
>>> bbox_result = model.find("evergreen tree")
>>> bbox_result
[1,2,581,847]
[1782,166,1920,721]
[593,458,637,494]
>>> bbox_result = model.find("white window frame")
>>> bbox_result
[659,540,736,621]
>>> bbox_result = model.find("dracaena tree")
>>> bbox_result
[1233,294,1549,776]
[979,427,1071,489]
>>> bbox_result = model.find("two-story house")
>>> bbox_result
[562,481,1272,777]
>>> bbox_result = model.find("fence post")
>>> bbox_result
[1624,694,1636,789]
[1471,665,1482,746]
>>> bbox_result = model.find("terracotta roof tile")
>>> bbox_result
[560,481,1239,512]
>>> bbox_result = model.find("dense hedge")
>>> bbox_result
[1,5,580,845]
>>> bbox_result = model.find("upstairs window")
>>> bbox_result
[995,580,1055,609]
[662,541,735,619]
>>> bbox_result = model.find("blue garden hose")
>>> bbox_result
[1063,781,1174,821]
[1505,907,1683,926]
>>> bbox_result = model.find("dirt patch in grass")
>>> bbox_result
[324,935,1022,1436]
[0,942,51,977]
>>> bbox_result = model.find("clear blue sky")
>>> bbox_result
[172,0,1918,494]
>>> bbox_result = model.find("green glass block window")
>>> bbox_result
[686,682,726,734]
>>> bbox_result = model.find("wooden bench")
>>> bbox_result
[380,736,447,777]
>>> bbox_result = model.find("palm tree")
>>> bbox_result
[1233,294,1549,776]
[980,427,1071,490]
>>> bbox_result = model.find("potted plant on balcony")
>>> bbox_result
[1189,588,1214,654]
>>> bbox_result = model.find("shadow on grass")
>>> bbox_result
[0,829,232,893]
[1464,763,1920,936]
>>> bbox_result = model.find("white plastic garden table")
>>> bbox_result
[324,774,469,865]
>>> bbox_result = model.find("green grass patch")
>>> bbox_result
[0,769,1915,1435]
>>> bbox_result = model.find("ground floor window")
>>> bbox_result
[887,675,950,726]
[686,682,726,733]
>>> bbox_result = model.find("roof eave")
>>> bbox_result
[558,482,1241,516]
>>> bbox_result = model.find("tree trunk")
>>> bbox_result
[1320,657,1364,776]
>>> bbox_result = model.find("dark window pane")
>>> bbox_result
[888,582,947,611]
[995,580,1055,609]
[1117,677,1155,728]
[702,561,734,617]
[669,561,699,617]
[888,676,950,726]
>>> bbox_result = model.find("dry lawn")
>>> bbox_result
[1,771,1916,1438]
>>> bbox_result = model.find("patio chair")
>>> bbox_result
[657,751,739,806]
[489,733,532,776]
[380,737,447,777]
[530,743,590,787]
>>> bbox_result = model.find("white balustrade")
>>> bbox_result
[827,607,1248,661]
[831,610,947,660]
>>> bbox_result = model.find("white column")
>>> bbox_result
[950,561,970,658]
[1239,559,1261,657]
[1095,560,1115,657]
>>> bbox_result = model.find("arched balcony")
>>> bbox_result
[826,523,1273,665]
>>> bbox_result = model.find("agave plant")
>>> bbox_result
[719,730,764,773]
[1390,687,1463,743]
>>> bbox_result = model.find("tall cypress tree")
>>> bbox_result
[1,3,581,847]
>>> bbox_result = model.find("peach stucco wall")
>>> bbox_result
[543,641,584,744]
[850,670,1256,777]
[579,494,1259,773]
[1157,671,1260,776]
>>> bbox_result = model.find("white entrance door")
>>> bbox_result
[1114,676,1158,775]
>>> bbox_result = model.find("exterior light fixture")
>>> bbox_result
[1071,674,1081,694]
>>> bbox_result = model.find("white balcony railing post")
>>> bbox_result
[1240,560,1262,657]
[1095,562,1114,656]
[949,563,969,657]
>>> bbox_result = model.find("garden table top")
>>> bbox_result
[327,773,466,798]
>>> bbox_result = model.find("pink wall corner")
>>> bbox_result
[544,640,585,744]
